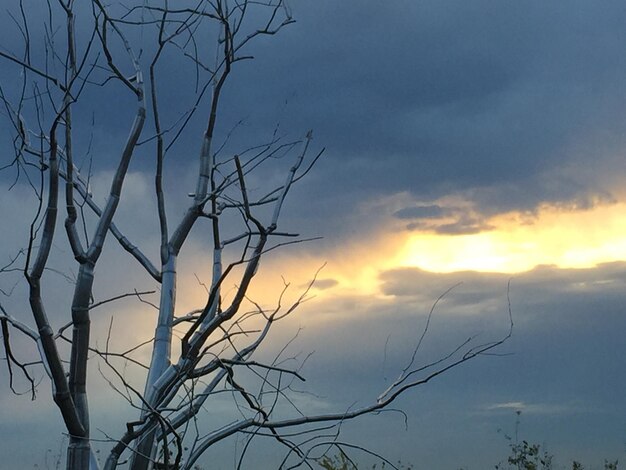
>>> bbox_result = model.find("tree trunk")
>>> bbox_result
[130,254,176,470]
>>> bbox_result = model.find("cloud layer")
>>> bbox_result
[1,1,626,468]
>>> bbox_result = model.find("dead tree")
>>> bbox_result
[0,1,511,469]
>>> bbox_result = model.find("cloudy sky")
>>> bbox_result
[1,0,626,468]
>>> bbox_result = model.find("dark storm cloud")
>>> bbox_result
[213,0,626,221]
[5,0,623,239]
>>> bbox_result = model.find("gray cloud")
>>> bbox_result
[394,205,446,220]
[394,203,496,235]
[309,278,339,290]
[280,261,626,467]
[431,217,495,235]
[483,401,575,416]
[379,262,626,301]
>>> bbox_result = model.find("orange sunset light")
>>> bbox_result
[207,200,626,307]
[399,201,626,273]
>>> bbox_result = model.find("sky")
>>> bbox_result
[1,0,626,468]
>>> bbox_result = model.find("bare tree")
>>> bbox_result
[0,2,511,469]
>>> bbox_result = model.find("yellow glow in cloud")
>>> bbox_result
[400,202,626,273]
[182,200,626,307]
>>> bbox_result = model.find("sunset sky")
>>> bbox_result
[1,0,626,468]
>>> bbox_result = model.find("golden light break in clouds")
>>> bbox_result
[400,201,626,274]
[188,199,626,307]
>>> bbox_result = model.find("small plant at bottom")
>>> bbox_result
[318,451,358,470]
[317,450,414,470]
[495,411,553,470]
